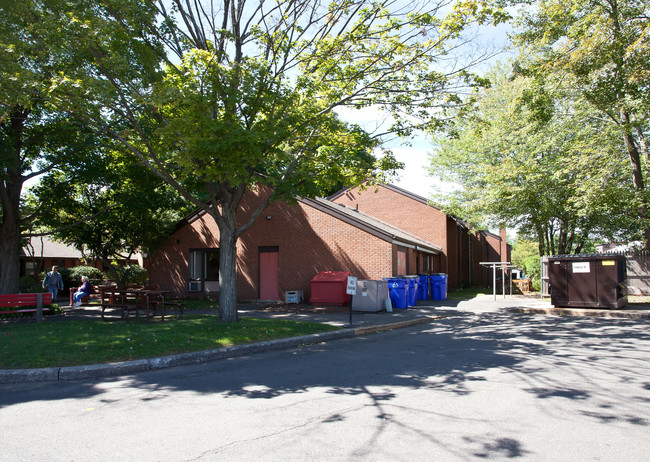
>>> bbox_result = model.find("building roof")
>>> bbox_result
[329,182,475,231]
[21,237,82,259]
[300,197,442,254]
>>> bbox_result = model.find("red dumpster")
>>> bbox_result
[310,271,352,305]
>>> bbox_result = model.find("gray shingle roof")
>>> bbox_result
[21,237,82,258]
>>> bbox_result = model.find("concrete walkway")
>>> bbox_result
[2,294,648,384]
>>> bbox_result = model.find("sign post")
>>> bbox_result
[346,276,358,326]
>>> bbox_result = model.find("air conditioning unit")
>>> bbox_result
[188,280,203,292]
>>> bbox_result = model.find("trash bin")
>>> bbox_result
[548,255,627,308]
[310,271,352,305]
[384,278,408,309]
[405,276,418,306]
[417,274,429,300]
[430,273,448,301]
[352,280,389,312]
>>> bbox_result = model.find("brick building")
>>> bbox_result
[330,183,510,290]
[148,188,441,300]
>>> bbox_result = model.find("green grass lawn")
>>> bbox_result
[446,287,490,300]
[0,316,339,369]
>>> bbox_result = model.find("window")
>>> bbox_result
[24,261,38,277]
[421,253,434,273]
[189,249,220,280]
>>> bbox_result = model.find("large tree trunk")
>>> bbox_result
[0,108,28,294]
[217,216,239,323]
[213,184,246,323]
[0,224,21,294]
[218,226,238,322]
[620,110,650,250]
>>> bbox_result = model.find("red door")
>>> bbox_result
[259,249,279,300]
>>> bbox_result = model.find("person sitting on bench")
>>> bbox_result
[72,276,93,307]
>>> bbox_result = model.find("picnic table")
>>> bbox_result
[99,287,183,321]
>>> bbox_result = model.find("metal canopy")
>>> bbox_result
[480,262,515,300]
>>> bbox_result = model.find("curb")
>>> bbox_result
[1,317,439,384]
[505,307,650,319]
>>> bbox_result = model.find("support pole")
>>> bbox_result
[36,293,43,323]
[480,262,512,302]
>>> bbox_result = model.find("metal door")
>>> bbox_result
[259,248,279,300]
[397,249,407,276]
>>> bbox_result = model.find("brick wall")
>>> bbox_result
[149,188,395,299]
[332,185,450,274]
[330,185,513,291]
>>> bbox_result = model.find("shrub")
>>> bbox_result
[57,267,74,291]
[112,264,149,287]
[68,266,105,286]
[0,303,61,319]
[20,275,42,293]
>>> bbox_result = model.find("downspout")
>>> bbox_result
[468,232,472,286]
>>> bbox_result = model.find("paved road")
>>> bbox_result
[1,310,649,461]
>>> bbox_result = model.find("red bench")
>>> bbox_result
[0,293,53,320]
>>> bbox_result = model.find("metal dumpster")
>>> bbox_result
[548,255,627,309]
[352,280,389,312]
[310,271,352,305]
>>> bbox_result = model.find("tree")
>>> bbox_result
[0,0,84,294]
[429,65,636,255]
[510,237,541,288]
[29,0,500,321]
[26,147,192,283]
[511,0,650,247]
[0,2,192,294]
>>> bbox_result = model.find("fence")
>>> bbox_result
[541,251,650,297]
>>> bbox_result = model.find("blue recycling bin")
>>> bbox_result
[430,273,448,300]
[406,277,418,306]
[384,278,409,309]
[417,274,429,300]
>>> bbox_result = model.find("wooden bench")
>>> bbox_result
[100,303,133,320]
[0,293,53,321]
[69,287,102,306]
[148,299,186,320]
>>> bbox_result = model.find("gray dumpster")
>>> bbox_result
[352,280,389,312]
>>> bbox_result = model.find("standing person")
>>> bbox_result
[42,266,64,302]
[72,276,93,307]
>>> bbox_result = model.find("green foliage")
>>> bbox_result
[511,238,541,286]
[19,275,41,293]
[7,0,503,319]
[68,265,104,286]
[0,303,61,319]
[111,264,148,287]
[511,0,650,247]
[430,63,636,255]
[28,147,192,266]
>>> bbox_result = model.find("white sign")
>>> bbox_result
[346,276,358,295]
[572,262,590,273]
